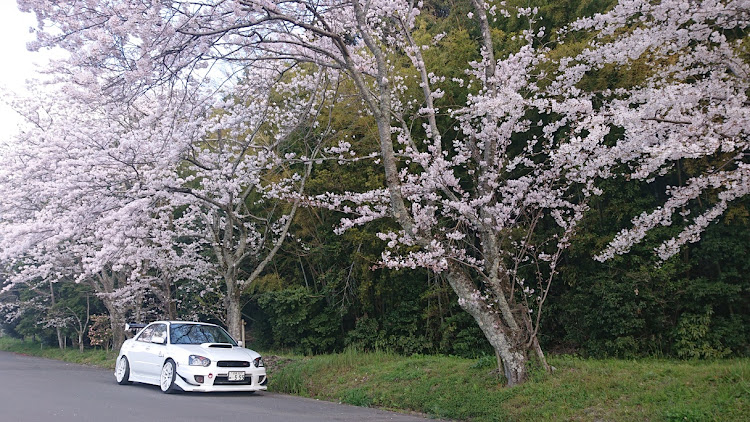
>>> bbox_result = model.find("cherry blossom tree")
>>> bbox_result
[157,69,328,339]
[14,0,749,385]
[1,66,326,343]
[0,82,206,347]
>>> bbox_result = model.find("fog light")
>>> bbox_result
[194,375,204,384]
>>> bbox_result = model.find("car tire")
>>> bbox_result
[160,359,178,394]
[115,356,131,385]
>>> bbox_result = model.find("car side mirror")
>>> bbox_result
[151,336,166,345]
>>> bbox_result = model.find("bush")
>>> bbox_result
[255,287,341,354]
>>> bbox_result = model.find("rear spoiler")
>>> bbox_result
[125,323,147,332]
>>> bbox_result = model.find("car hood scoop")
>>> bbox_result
[201,343,234,349]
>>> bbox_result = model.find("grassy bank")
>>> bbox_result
[1,337,746,421]
[268,350,748,421]
[0,336,117,368]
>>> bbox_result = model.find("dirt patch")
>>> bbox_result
[263,355,295,374]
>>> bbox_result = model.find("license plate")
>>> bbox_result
[228,371,245,381]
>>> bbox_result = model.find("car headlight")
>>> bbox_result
[189,355,211,367]
[253,357,264,368]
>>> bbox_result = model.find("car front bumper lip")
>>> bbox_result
[174,364,268,392]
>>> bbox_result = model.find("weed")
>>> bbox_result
[341,388,372,407]
[470,354,496,369]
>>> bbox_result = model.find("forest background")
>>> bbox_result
[0,0,748,370]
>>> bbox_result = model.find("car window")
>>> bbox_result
[169,323,237,345]
[151,324,167,343]
[136,325,155,343]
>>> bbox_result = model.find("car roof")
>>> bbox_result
[142,321,222,328]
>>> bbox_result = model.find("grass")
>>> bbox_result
[267,349,749,421]
[2,336,747,421]
[0,336,117,368]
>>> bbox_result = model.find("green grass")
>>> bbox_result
[0,336,117,368]
[267,349,749,421]
[2,336,746,421]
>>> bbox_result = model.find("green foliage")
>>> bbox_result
[345,302,433,355]
[255,286,341,354]
[675,308,732,359]
[439,311,494,358]
[1,280,105,349]
[544,191,750,358]
[344,317,381,350]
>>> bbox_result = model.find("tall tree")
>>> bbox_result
[161,70,326,339]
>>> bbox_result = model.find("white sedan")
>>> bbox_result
[114,321,268,393]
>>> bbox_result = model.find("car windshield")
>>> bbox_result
[169,323,237,346]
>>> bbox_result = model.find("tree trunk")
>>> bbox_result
[90,270,127,349]
[55,328,64,350]
[81,295,90,353]
[110,311,126,350]
[100,298,126,350]
[225,291,242,344]
[445,266,529,386]
[48,281,65,350]
[165,283,177,320]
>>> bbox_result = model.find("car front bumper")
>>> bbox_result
[173,363,268,392]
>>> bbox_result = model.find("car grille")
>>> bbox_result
[217,361,250,367]
[213,375,253,385]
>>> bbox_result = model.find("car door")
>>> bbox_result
[128,325,155,379]
[141,323,168,378]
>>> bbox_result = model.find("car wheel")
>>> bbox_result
[160,359,178,394]
[115,356,131,385]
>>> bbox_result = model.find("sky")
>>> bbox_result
[0,1,48,140]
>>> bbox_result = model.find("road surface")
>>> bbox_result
[0,351,440,422]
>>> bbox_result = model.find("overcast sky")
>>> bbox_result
[0,2,47,140]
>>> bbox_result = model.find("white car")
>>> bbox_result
[114,321,268,393]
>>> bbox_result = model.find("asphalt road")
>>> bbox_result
[0,351,439,422]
